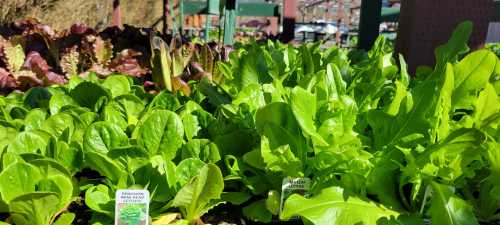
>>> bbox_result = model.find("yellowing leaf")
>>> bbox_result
[4,43,25,73]
[153,213,181,225]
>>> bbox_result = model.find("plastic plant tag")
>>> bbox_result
[279,177,311,219]
[115,189,150,225]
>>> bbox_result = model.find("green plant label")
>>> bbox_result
[279,177,311,219]
[115,190,150,225]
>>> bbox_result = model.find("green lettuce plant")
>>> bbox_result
[0,20,498,225]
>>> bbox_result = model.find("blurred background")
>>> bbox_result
[0,0,161,30]
[0,0,402,46]
[1,0,498,70]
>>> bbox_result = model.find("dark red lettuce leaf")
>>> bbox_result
[57,24,96,55]
[0,68,17,91]
[108,49,149,77]
[23,52,67,85]
[189,62,212,81]
[80,35,113,68]
[70,23,96,36]
[16,70,44,90]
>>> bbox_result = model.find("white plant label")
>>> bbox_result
[115,189,150,225]
[279,177,311,219]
